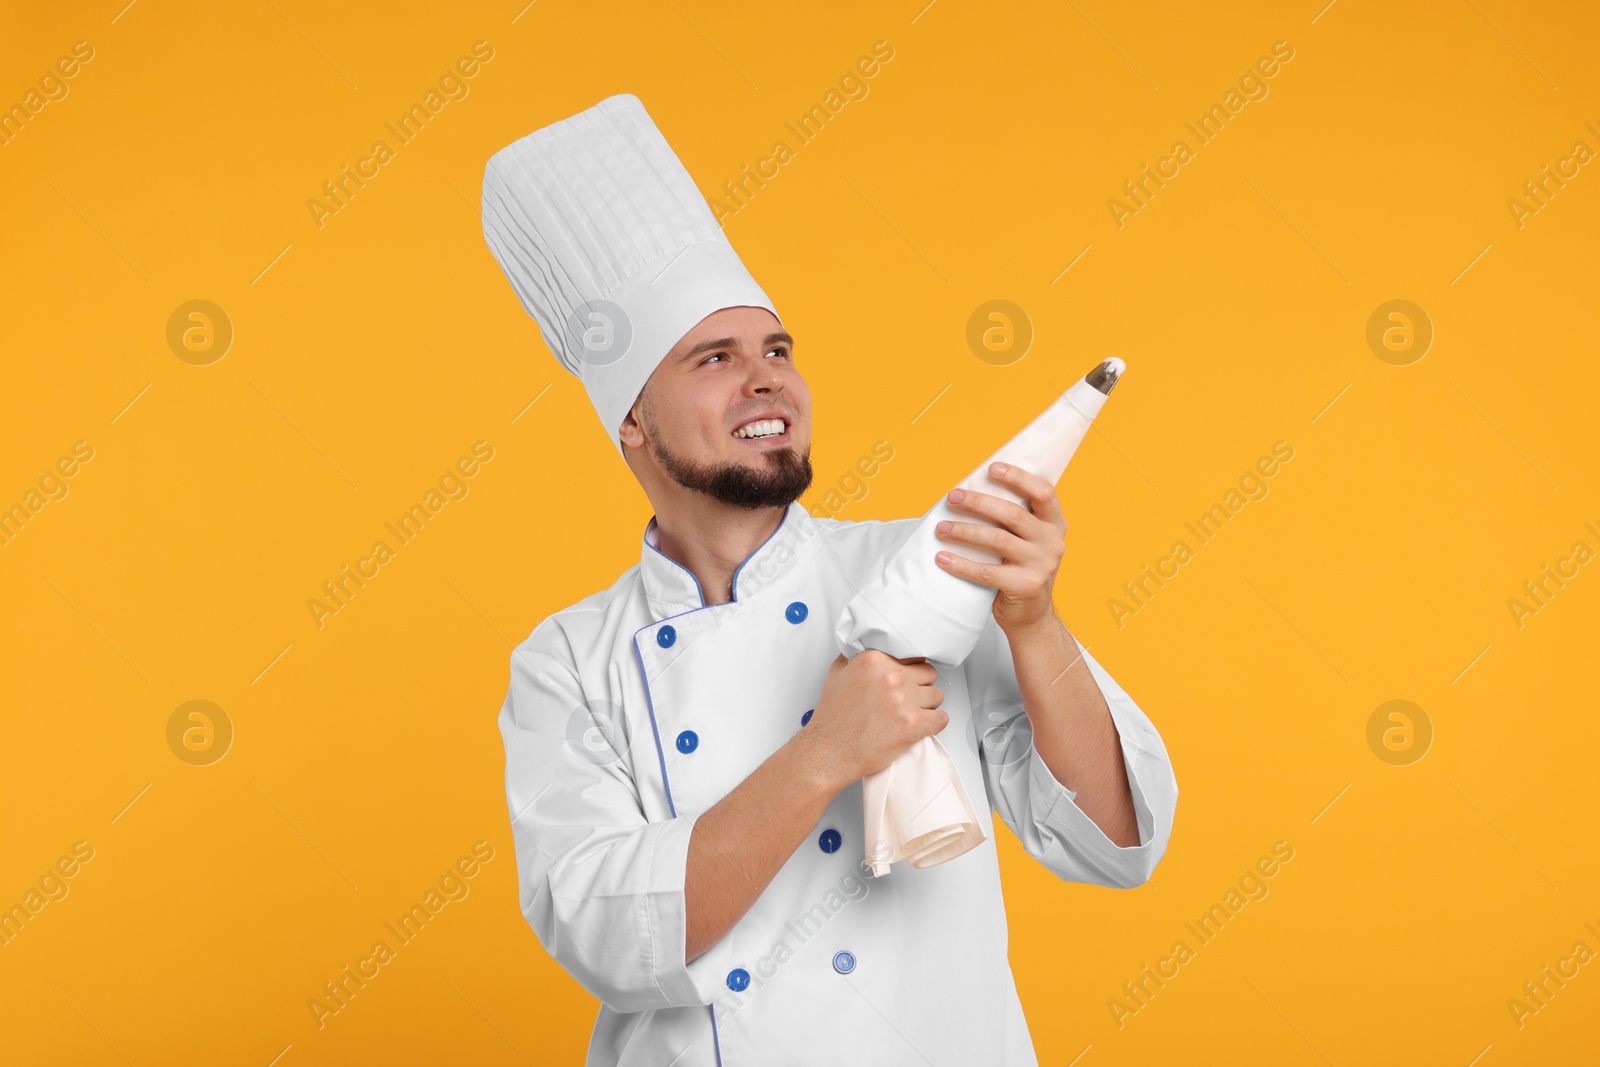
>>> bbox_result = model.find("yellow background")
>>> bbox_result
[2,0,1596,1063]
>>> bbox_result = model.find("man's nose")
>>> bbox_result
[743,359,784,394]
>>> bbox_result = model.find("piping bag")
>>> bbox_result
[834,358,1127,876]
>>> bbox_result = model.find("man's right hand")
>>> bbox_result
[797,650,948,789]
[684,649,947,962]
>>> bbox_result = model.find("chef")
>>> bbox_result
[482,93,1178,1067]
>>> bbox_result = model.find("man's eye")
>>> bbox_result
[701,348,789,365]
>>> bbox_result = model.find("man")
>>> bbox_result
[483,94,1177,1067]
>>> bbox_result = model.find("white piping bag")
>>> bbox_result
[835,358,1127,876]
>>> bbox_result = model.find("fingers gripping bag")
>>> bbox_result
[834,359,1127,876]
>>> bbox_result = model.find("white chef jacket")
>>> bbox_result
[498,499,1178,1066]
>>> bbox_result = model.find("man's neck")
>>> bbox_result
[652,500,788,606]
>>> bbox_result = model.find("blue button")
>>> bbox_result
[800,709,814,726]
[819,828,841,853]
[676,730,698,754]
[832,950,856,974]
[656,625,676,648]
[727,967,751,991]
[785,601,808,624]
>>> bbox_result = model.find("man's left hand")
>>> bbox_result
[932,462,1065,635]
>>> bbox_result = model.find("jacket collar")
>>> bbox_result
[640,500,815,616]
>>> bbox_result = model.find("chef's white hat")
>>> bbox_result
[481,93,781,456]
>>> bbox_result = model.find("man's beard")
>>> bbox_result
[651,431,814,509]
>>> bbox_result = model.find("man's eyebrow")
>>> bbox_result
[679,331,795,362]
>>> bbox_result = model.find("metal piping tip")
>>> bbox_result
[1085,357,1126,395]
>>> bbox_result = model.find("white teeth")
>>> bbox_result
[734,418,786,439]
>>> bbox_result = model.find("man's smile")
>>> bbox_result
[731,412,793,449]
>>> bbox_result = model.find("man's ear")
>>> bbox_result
[619,395,647,450]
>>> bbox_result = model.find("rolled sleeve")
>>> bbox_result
[500,620,729,1013]
[965,615,1177,888]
